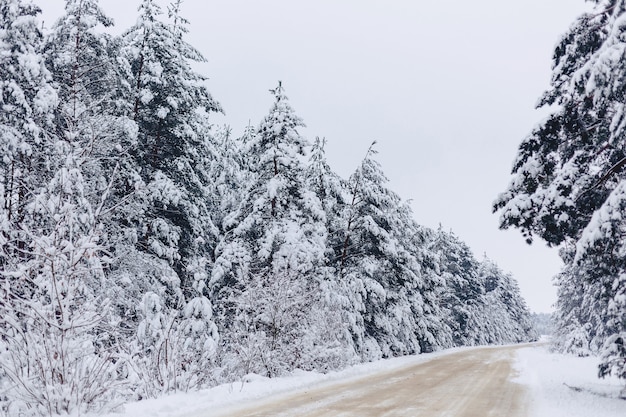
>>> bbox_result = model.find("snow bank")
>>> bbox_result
[515,344,625,417]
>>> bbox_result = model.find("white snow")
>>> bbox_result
[514,343,625,417]
[88,344,626,417]
[94,347,468,417]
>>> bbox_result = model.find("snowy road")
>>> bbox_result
[212,346,527,417]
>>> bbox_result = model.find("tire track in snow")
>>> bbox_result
[212,346,528,417]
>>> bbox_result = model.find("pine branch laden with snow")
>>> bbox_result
[494,0,626,386]
[121,0,222,299]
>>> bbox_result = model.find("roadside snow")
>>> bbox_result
[94,344,625,417]
[515,344,625,417]
[96,347,470,417]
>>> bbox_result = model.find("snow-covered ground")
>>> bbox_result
[95,344,625,417]
[97,348,466,417]
[515,344,625,417]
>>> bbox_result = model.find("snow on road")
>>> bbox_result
[211,346,525,417]
[97,344,625,417]
[100,348,462,417]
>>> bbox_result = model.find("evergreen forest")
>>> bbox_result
[0,0,569,415]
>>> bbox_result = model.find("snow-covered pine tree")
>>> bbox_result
[304,136,360,367]
[493,1,619,246]
[428,227,488,346]
[387,202,454,353]
[207,126,248,235]
[0,0,137,412]
[478,257,537,344]
[572,182,626,381]
[1,121,127,416]
[117,0,221,395]
[43,0,141,250]
[552,244,606,357]
[122,0,221,290]
[493,0,626,384]
[426,228,536,347]
[0,1,58,414]
[211,83,347,378]
[336,143,450,359]
[307,137,348,263]
[0,0,56,264]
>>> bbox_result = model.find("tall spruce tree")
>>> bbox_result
[0,1,58,414]
[551,244,593,356]
[0,0,56,222]
[572,182,626,379]
[208,126,249,236]
[478,257,537,344]
[305,136,360,366]
[0,0,56,266]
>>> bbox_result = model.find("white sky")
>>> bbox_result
[41,0,593,313]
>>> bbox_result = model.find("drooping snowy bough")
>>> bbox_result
[494,0,626,387]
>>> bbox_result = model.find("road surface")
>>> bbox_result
[213,345,528,417]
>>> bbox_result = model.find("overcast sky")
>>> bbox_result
[42,0,592,313]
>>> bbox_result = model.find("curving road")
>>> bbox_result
[213,346,528,417]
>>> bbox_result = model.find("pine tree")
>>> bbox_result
[551,244,593,356]
[304,136,360,365]
[429,227,487,346]
[0,0,56,267]
[211,83,346,377]
[336,144,451,359]
[208,125,249,236]
[478,257,537,344]
[493,0,622,246]
[427,228,536,347]
[389,204,454,353]
[0,1,58,414]
[2,134,127,416]
[494,0,626,385]
[572,182,626,380]
[122,0,222,292]
[117,0,221,395]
